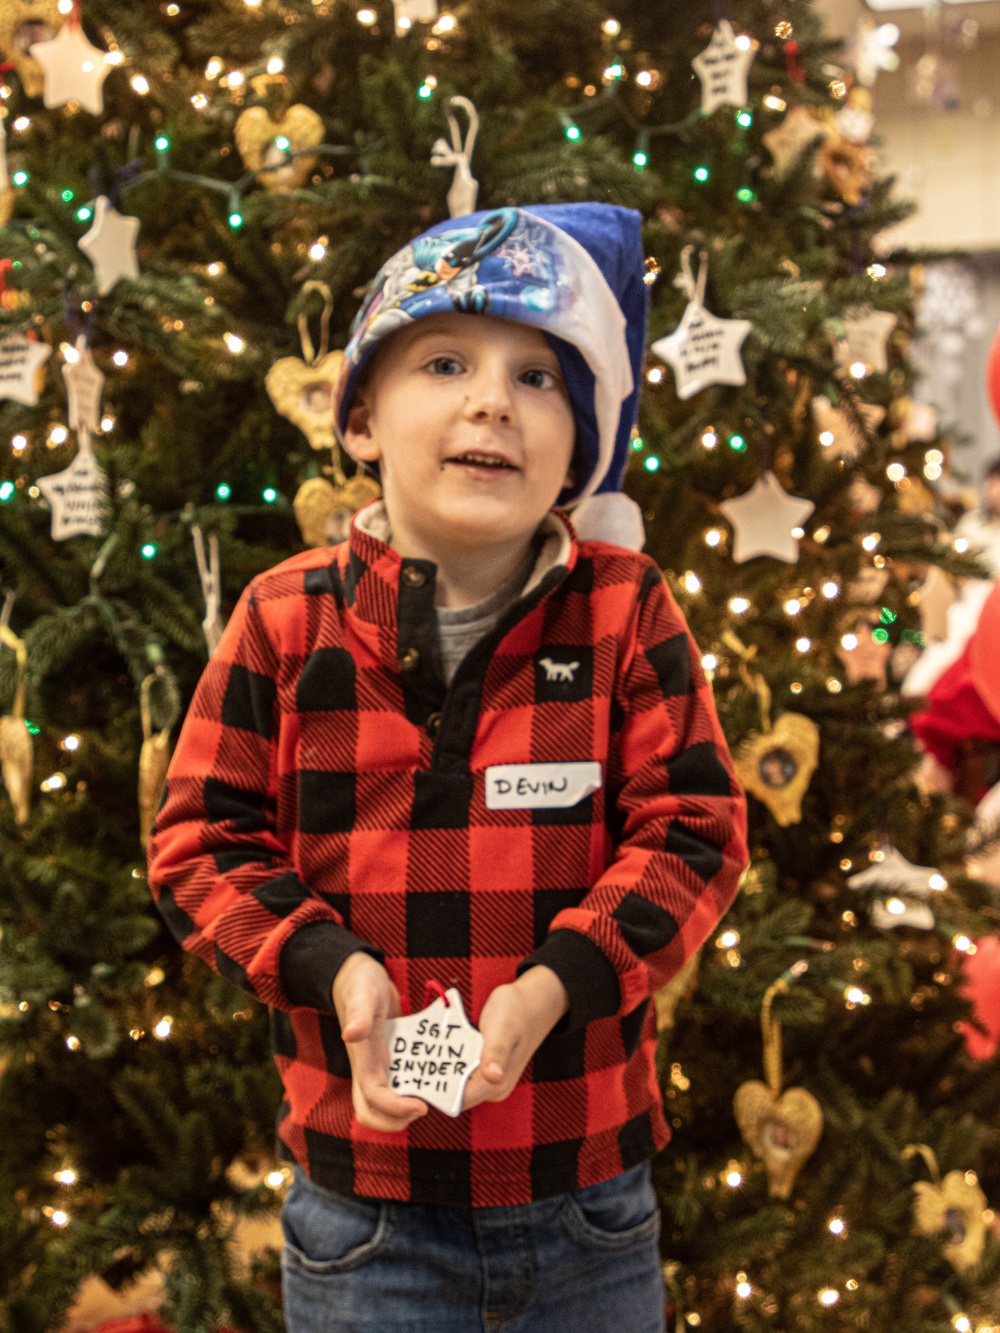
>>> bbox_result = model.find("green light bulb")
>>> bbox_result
[0,481,14,501]
[565,124,581,141]
[631,437,644,451]
[872,627,889,644]
[141,543,157,559]
[216,482,231,501]
[12,170,28,187]
[693,166,710,183]
[633,151,648,168]
[729,434,746,451]
[76,206,92,221]
[61,188,74,202]
[736,187,755,202]
[418,83,433,99]
[736,110,753,128]
[262,487,278,503]
[644,456,660,472]
[274,135,290,151]
[155,135,169,151]
[228,212,243,229]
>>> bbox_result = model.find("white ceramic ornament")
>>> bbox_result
[431,96,479,218]
[384,988,483,1118]
[812,393,885,461]
[0,332,51,405]
[719,471,815,564]
[36,427,107,539]
[692,20,755,117]
[79,195,140,296]
[392,0,438,35]
[29,17,111,115]
[651,246,751,400]
[762,105,824,179]
[192,525,225,657]
[870,898,935,930]
[62,336,104,431]
[835,306,897,374]
[849,847,944,931]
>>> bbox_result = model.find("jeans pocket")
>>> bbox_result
[562,1163,661,1251]
[281,1175,391,1275]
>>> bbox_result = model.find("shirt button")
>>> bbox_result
[426,711,442,737]
[402,566,427,589]
[398,647,420,671]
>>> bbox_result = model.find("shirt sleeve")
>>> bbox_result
[518,564,749,1029]
[146,583,382,1014]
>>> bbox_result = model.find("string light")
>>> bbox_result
[841,633,858,651]
[819,430,835,447]
[861,533,880,551]
[826,678,842,694]
[701,653,717,671]
[729,434,746,452]
[0,482,13,502]
[828,1217,846,1235]
[131,75,151,95]
[76,205,92,221]
[50,1209,70,1227]
[112,350,129,367]
[145,967,165,986]
[844,986,871,1007]
[65,1035,80,1051]
[790,681,803,694]
[11,434,27,453]
[683,572,701,594]
[216,482,231,500]
[309,241,327,260]
[763,92,787,111]
[61,735,81,752]
[357,7,377,22]
[646,367,663,384]
[263,487,278,503]
[724,1163,743,1188]
[54,1168,77,1185]
[784,598,802,616]
[693,166,710,182]
[717,930,739,948]
[12,170,28,187]
[796,637,811,652]
[266,1169,288,1188]
[729,596,750,614]
[224,332,245,354]
[886,462,906,482]
[266,59,284,76]
[953,935,976,954]
[226,71,245,88]
[141,543,157,559]
[953,1319,971,1333]
[821,581,839,598]
[885,897,906,916]
[13,115,30,131]
[602,17,621,34]
[734,34,752,50]
[736,187,755,203]
[48,425,68,447]
[736,109,753,127]
[735,1274,752,1299]
[644,456,660,472]
[41,773,67,792]
[954,536,969,553]
[205,57,224,79]
[818,1289,840,1307]
[632,150,648,169]
[868,263,887,279]
[928,874,947,891]
[701,429,718,449]
[154,1016,174,1039]
[849,360,867,379]
[705,529,722,547]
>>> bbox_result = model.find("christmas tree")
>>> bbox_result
[0,1,998,1331]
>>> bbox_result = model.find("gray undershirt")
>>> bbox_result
[436,546,537,686]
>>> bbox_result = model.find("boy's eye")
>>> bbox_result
[427,356,464,376]
[520,367,560,390]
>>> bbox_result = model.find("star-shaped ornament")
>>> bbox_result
[62,336,104,432]
[0,333,51,405]
[392,0,438,34]
[651,299,752,400]
[836,616,891,687]
[29,17,111,115]
[763,105,824,179]
[384,988,482,1117]
[719,471,815,564]
[812,393,885,460]
[692,20,756,117]
[79,195,140,296]
[848,846,946,896]
[36,429,108,540]
[834,306,897,374]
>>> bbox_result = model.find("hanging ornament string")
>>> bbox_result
[266,280,343,457]
[675,244,709,307]
[138,669,175,846]
[722,630,772,730]
[430,96,480,218]
[191,525,225,657]
[297,279,333,368]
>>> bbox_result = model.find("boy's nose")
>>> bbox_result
[462,365,514,426]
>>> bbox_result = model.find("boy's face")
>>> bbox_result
[343,312,576,552]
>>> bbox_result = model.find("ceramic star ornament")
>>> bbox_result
[0,333,51,405]
[29,14,112,115]
[719,471,815,564]
[763,105,824,179]
[79,195,140,295]
[692,20,755,117]
[36,428,108,540]
[652,247,751,399]
[848,847,947,896]
[812,393,885,460]
[835,306,897,374]
[384,988,483,1117]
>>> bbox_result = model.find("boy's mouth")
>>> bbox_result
[445,450,519,473]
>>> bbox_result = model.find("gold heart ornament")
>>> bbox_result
[654,949,701,1032]
[904,1145,992,1272]
[266,351,343,453]
[0,0,62,99]
[294,473,381,549]
[733,711,820,828]
[733,1081,824,1200]
[234,104,325,192]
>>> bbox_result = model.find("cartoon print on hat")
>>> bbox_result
[335,203,649,507]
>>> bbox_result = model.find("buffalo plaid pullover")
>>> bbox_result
[147,502,748,1208]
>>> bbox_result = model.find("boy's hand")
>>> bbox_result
[461,966,570,1110]
[332,952,428,1133]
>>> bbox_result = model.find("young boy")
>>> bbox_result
[148,203,748,1333]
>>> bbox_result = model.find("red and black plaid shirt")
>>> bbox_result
[147,505,748,1207]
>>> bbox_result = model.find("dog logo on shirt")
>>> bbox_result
[539,657,579,684]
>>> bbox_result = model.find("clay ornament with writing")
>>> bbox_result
[384,988,483,1117]
[652,247,751,400]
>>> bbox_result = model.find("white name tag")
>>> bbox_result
[484,761,602,810]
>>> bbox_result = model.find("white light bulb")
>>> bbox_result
[224,333,245,354]
[131,75,150,95]
[821,581,839,599]
[729,596,749,614]
[796,637,811,653]
[684,572,701,594]
[112,350,129,367]
[818,1289,839,1307]
[849,361,867,379]
[701,653,717,671]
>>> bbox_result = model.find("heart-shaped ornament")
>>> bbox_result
[912,1169,990,1272]
[733,1080,824,1199]
[733,712,820,827]
[234,104,325,192]
[266,350,343,452]
[384,988,483,1118]
[294,473,381,548]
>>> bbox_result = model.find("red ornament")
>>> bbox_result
[987,323,1000,430]
[959,935,1000,1061]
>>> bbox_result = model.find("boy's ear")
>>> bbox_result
[341,392,382,465]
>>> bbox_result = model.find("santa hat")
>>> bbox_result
[334,203,649,548]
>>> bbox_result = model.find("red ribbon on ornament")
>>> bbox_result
[423,979,450,1008]
[784,39,805,83]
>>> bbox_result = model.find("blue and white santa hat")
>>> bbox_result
[334,202,649,548]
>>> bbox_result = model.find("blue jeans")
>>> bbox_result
[281,1162,665,1333]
